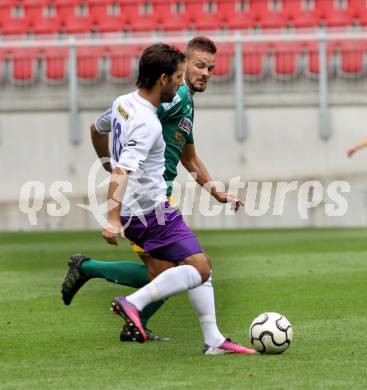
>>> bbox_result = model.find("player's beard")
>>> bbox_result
[186,77,207,93]
[160,86,176,103]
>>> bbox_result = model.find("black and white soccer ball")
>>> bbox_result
[249,312,293,354]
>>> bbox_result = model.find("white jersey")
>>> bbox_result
[97,91,167,216]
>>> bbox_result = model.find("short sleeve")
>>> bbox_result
[95,107,112,134]
[186,130,194,144]
[116,122,161,173]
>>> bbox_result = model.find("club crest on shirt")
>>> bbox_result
[117,104,129,120]
[177,117,192,135]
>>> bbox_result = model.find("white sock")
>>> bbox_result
[188,274,226,348]
[126,265,202,311]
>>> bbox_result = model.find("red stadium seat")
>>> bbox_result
[351,0,367,26]
[186,0,224,31]
[0,2,31,35]
[94,15,125,33]
[123,0,157,32]
[9,48,40,83]
[212,43,234,78]
[337,40,367,77]
[32,17,62,35]
[285,0,321,28]
[0,0,22,27]
[303,41,337,77]
[155,0,190,31]
[57,0,94,34]
[253,0,289,29]
[271,42,303,78]
[242,43,268,79]
[90,0,127,33]
[1,18,30,35]
[77,46,104,81]
[107,46,137,82]
[42,47,68,82]
[26,0,61,35]
[219,0,256,30]
[319,0,353,27]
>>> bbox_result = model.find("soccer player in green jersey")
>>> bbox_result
[62,37,244,344]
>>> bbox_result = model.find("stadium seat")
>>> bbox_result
[212,43,234,79]
[42,47,68,82]
[0,0,23,29]
[26,0,62,35]
[155,0,190,31]
[271,42,303,78]
[185,0,224,31]
[123,0,157,32]
[9,48,40,83]
[242,43,268,79]
[57,0,94,34]
[319,0,353,27]
[218,0,256,30]
[303,41,337,77]
[106,46,137,82]
[77,46,104,81]
[90,0,127,33]
[285,0,321,28]
[351,0,367,26]
[253,0,289,29]
[337,40,367,77]
[94,15,125,33]
[0,1,31,36]
[32,17,62,35]
[1,18,30,36]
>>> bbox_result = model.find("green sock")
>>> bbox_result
[81,259,149,288]
[80,259,167,328]
[140,299,167,329]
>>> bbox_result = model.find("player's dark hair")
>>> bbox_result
[136,43,185,90]
[185,36,217,58]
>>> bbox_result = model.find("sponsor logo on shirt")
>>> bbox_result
[117,105,129,120]
[177,117,192,135]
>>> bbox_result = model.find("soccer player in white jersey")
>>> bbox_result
[106,43,255,354]
[62,41,255,354]
[73,43,255,354]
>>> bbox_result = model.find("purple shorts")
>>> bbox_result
[121,202,202,264]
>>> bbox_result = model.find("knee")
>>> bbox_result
[199,265,211,282]
[186,253,211,282]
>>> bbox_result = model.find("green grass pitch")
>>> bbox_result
[1,228,367,389]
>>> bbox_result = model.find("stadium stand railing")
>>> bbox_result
[0,33,367,83]
[1,29,366,142]
[1,1,367,140]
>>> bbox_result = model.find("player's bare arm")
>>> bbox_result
[346,135,367,157]
[181,143,244,212]
[102,167,129,245]
[90,123,112,173]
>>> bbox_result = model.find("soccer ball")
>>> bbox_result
[249,312,293,354]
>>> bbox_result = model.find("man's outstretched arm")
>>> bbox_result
[346,135,367,158]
